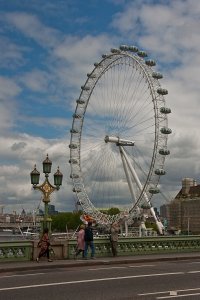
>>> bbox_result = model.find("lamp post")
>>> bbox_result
[30,154,63,234]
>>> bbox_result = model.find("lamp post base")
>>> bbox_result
[40,218,52,235]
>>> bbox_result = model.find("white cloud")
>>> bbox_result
[0,76,21,99]
[4,12,60,48]
[111,0,200,62]
[0,77,21,133]
[0,133,73,213]
[20,70,50,92]
[54,35,115,81]
[0,37,26,69]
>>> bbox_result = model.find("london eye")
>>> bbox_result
[69,44,171,233]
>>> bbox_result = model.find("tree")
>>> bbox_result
[107,207,120,215]
[145,221,158,232]
[51,211,82,232]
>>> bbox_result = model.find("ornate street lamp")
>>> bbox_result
[30,154,63,233]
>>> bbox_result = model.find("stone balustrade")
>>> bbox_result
[0,241,33,262]
[1,235,200,262]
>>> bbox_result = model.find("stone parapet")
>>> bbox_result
[1,235,200,262]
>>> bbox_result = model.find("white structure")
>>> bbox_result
[69,44,171,234]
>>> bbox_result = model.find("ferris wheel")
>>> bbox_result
[69,44,171,233]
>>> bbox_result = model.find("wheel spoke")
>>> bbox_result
[69,45,171,227]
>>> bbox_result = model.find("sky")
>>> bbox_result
[1,0,200,215]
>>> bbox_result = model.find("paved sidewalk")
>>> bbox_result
[1,252,200,273]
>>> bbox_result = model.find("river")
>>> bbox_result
[0,231,37,242]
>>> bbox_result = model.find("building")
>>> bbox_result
[48,204,58,215]
[160,178,200,234]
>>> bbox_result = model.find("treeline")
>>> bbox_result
[51,207,120,232]
[51,211,82,232]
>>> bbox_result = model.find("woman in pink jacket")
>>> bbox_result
[74,224,85,259]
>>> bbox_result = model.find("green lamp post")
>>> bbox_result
[30,154,63,234]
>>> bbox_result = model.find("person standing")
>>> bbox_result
[84,221,95,259]
[110,222,120,257]
[74,224,85,259]
[36,228,52,262]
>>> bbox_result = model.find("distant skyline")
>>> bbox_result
[1,0,200,213]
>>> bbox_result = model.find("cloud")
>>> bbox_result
[0,37,27,69]
[53,35,115,85]
[0,133,73,213]
[4,12,61,48]
[19,70,50,93]
[0,76,21,99]
[11,142,26,151]
[111,0,200,63]
[0,77,21,133]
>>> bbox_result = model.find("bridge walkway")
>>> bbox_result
[1,251,200,274]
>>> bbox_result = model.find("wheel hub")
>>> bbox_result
[104,135,135,146]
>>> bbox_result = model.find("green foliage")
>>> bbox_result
[145,221,158,232]
[107,207,120,215]
[51,211,82,232]
[51,207,121,232]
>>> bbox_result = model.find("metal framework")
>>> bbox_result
[69,45,171,230]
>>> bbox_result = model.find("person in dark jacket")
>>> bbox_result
[84,221,95,259]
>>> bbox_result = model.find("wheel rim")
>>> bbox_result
[69,46,171,225]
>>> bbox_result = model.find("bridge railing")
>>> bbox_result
[68,235,200,258]
[1,235,200,262]
[0,241,33,262]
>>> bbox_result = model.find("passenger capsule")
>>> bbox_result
[157,88,168,95]
[110,48,121,53]
[160,127,172,134]
[70,128,79,134]
[155,169,166,175]
[76,99,85,105]
[87,73,96,78]
[69,143,78,149]
[81,85,90,91]
[152,72,163,79]
[159,149,170,155]
[128,46,138,52]
[94,62,100,67]
[119,45,129,51]
[160,107,171,114]
[70,174,79,179]
[145,59,156,66]
[149,187,160,194]
[69,159,78,164]
[137,51,148,57]
[102,54,112,59]
[73,187,82,193]
[73,113,82,119]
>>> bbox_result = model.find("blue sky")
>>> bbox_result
[1,0,200,214]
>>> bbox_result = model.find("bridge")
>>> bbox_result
[0,235,200,262]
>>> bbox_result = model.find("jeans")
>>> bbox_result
[84,241,95,258]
